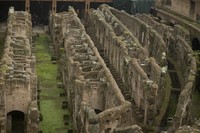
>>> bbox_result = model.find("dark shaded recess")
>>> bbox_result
[94,109,102,114]
[0,1,112,24]
[192,38,200,51]
[30,1,51,25]
[7,111,25,133]
[0,1,25,22]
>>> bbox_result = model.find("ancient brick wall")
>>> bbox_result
[87,5,170,129]
[88,4,198,131]
[135,13,195,87]
[163,0,200,21]
[0,7,39,133]
[50,6,138,133]
[171,0,190,17]
[110,4,197,130]
[108,7,167,65]
[48,4,198,133]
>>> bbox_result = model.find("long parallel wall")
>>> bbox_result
[50,7,144,133]
[0,7,39,133]
[136,14,194,86]
[135,13,197,129]
[87,5,172,131]
[102,4,197,131]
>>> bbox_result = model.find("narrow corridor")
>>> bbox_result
[34,33,72,133]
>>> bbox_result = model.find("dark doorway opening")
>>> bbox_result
[94,109,102,114]
[192,38,200,51]
[7,111,25,133]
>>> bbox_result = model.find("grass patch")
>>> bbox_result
[35,34,71,133]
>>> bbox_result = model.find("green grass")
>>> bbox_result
[35,34,71,133]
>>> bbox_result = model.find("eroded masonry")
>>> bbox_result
[0,8,39,133]
[48,4,200,133]
[0,1,200,133]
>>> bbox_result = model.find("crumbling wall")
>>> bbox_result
[0,7,39,133]
[116,5,197,130]
[108,6,167,65]
[49,8,85,61]
[134,13,198,129]
[136,14,190,43]
[171,0,190,19]
[135,13,195,88]
[87,5,170,129]
[51,6,135,133]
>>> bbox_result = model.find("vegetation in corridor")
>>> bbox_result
[35,34,71,133]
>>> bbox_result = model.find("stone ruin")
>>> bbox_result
[0,7,39,133]
[87,5,167,132]
[50,7,145,133]
[0,3,197,133]
[86,4,197,132]
[48,4,199,133]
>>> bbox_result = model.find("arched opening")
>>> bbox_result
[192,38,200,51]
[7,111,25,133]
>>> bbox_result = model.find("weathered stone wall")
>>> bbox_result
[108,6,167,65]
[160,0,200,21]
[196,2,200,21]
[49,9,85,60]
[135,13,197,129]
[171,0,190,17]
[135,14,195,86]
[114,5,197,130]
[138,9,197,131]
[0,7,39,133]
[89,4,197,131]
[50,7,138,133]
[87,5,171,129]
[136,14,190,42]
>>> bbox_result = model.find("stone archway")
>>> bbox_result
[7,111,25,133]
[192,38,200,51]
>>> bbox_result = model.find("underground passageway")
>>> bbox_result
[7,111,25,133]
